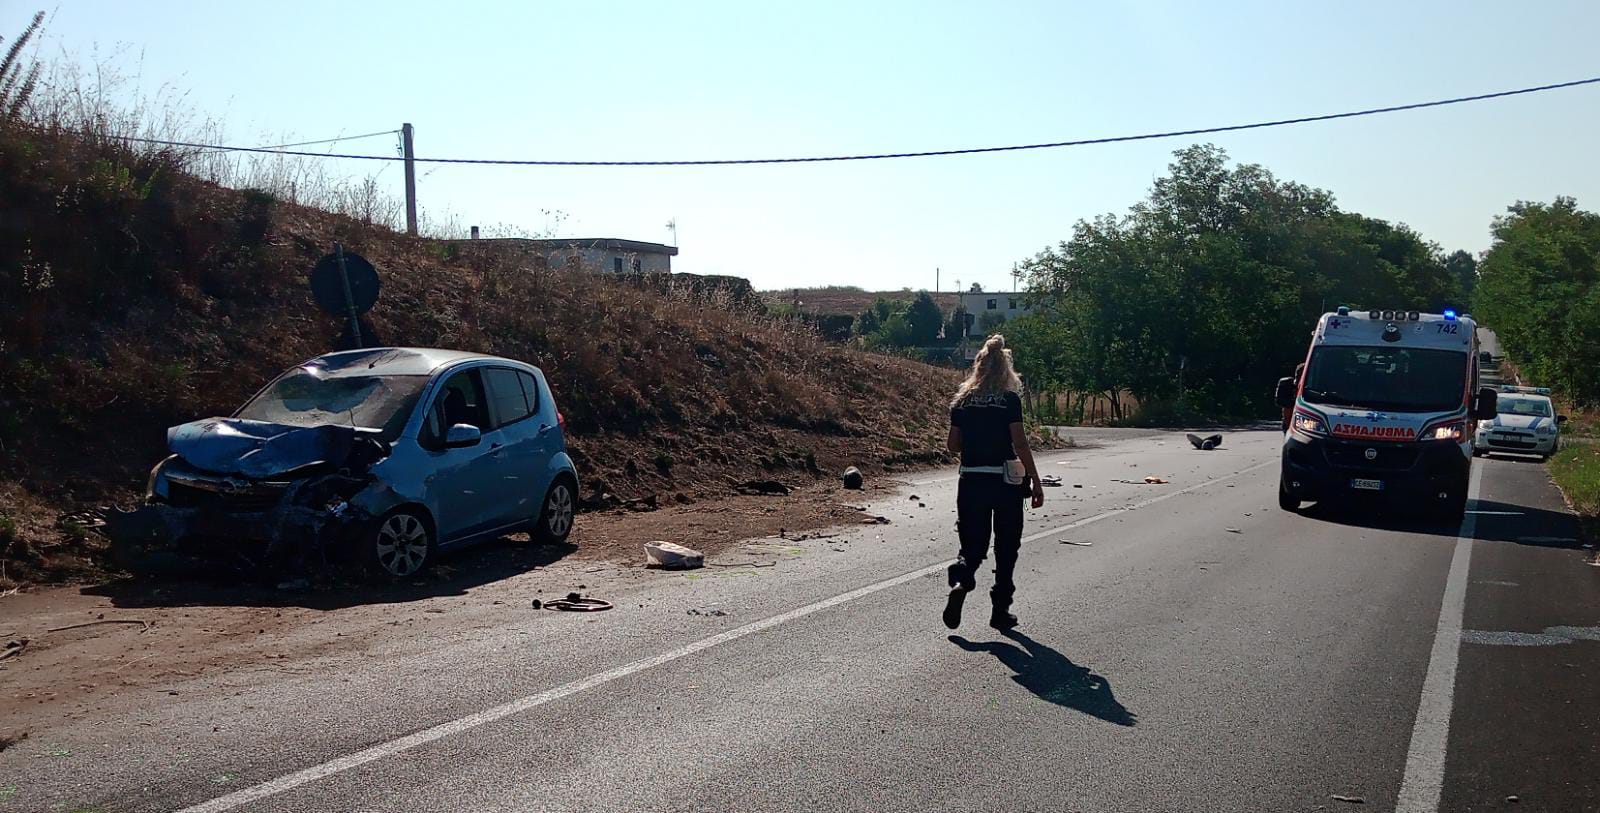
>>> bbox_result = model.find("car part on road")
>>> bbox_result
[0,639,28,662]
[842,466,864,490]
[543,594,614,612]
[1187,433,1224,450]
[644,540,704,569]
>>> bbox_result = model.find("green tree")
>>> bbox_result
[1474,197,1600,405]
[904,292,943,345]
[1445,249,1478,303]
[1023,144,1463,418]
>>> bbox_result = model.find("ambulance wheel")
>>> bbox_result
[1278,480,1301,512]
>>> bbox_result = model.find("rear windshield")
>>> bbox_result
[1499,397,1553,417]
[237,371,430,441]
[1302,347,1468,414]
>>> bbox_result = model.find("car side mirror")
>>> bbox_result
[1557,414,1569,424]
[1471,388,1498,421]
[445,423,483,448]
[1478,351,1492,365]
[1273,377,1297,409]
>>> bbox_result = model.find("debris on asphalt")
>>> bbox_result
[1187,433,1224,450]
[842,466,865,490]
[736,480,791,496]
[1059,540,1094,547]
[46,619,151,634]
[544,594,614,612]
[645,540,705,570]
[1040,475,1063,487]
[1506,795,1520,803]
[687,607,730,617]
[862,515,891,525]
[530,598,543,609]
[1073,484,1084,489]
[909,494,920,501]
[0,639,28,662]
[1225,528,1243,534]
[1330,795,1365,804]
[1143,476,1169,485]
[0,731,29,753]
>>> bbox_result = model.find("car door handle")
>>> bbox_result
[488,442,504,456]
[537,424,553,437]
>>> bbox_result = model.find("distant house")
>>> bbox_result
[456,237,678,274]
[957,290,1033,327]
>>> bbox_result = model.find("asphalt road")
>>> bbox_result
[3,429,1596,812]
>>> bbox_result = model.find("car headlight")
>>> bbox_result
[1292,412,1326,436]
[1536,425,1556,436]
[1428,421,1465,441]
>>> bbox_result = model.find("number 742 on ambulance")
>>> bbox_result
[1273,308,1501,521]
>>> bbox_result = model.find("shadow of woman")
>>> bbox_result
[951,629,1137,727]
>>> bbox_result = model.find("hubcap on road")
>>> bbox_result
[376,514,428,576]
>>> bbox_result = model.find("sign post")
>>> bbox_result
[310,247,381,351]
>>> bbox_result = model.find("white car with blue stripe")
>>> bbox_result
[1474,386,1566,459]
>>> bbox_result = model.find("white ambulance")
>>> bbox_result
[1275,308,1500,520]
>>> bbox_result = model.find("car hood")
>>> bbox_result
[168,418,383,479]
[1485,413,1552,431]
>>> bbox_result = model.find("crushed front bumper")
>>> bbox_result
[107,468,373,571]
[1281,434,1470,509]
[1474,430,1556,456]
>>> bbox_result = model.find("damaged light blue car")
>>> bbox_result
[115,347,579,578]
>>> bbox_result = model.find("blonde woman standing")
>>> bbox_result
[944,334,1045,630]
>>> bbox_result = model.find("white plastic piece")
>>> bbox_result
[645,541,705,570]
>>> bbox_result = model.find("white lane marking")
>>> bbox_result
[1395,460,1484,813]
[1021,461,1277,543]
[178,458,1274,813]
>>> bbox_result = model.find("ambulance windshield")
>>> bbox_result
[1302,347,1468,414]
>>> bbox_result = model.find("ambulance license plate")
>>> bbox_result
[1350,478,1384,491]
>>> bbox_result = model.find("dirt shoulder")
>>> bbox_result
[0,476,907,738]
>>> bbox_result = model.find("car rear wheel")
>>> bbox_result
[535,478,576,545]
[370,509,434,578]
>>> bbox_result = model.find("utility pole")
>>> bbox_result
[936,267,940,294]
[402,123,418,236]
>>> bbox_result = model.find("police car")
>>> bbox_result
[1473,386,1567,459]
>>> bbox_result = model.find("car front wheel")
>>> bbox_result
[370,509,434,578]
[536,478,576,545]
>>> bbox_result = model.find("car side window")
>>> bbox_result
[517,371,541,415]
[483,367,532,428]
[422,369,490,448]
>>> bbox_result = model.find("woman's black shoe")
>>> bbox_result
[989,610,1018,630]
[946,560,976,592]
[942,588,967,629]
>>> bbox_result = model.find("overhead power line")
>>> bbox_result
[113,75,1600,167]
[194,128,399,156]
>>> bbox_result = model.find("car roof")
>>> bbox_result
[1501,393,1552,403]
[306,347,533,378]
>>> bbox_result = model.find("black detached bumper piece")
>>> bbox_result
[1281,434,1469,508]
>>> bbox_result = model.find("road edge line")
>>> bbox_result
[1394,460,1484,812]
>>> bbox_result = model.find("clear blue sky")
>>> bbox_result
[8,1,1599,292]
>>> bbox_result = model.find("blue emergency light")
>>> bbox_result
[1443,309,1457,321]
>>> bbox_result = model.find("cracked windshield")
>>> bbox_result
[1,2,1597,812]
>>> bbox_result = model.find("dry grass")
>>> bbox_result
[0,28,959,587]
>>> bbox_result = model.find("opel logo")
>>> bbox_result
[1364,448,1378,461]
